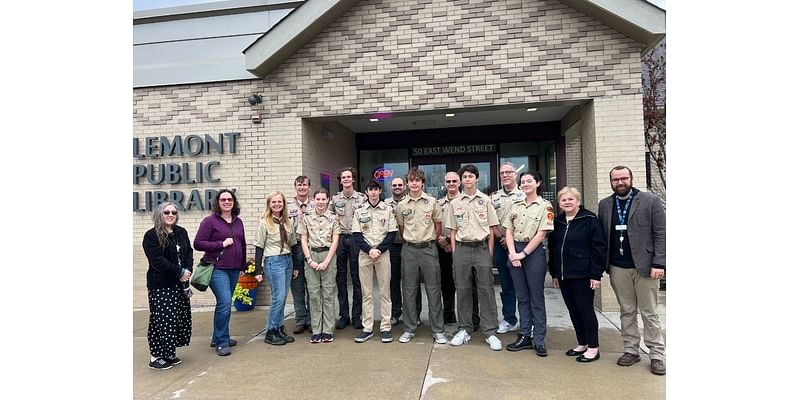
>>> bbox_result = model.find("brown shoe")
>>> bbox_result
[617,352,641,366]
[293,324,306,334]
[650,359,666,375]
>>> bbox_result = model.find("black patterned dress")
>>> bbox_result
[142,226,194,359]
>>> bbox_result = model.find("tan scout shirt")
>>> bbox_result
[438,193,460,239]
[490,186,524,236]
[329,190,368,234]
[351,201,398,248]
[445,190,500,242]
[501,197,555,241]
[253,218,295,256]
[384,195,406,244]
[396,192,442,243]
[287,196,312,237]
[298,209,341,248]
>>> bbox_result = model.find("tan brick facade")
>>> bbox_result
[133,0,649,310]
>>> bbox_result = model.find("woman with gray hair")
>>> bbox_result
[142,201,194,370]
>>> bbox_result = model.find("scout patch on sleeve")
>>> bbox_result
[546,206,554,213]
[546,212,554,221]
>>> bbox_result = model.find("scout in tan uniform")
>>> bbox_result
[253,191,296,346]
[287,175,312,334]
[329,166,368,330]
[490,162,525,334]
[437,171,479,327]
[502,171,554,357]
[395,168,447,344]
[299,188,340,343]
[351,179,398,343]
[445,164,503,351]
[385,177,420,326]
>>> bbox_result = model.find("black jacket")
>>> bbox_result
[547,207,606,281]
[143,225,194,289]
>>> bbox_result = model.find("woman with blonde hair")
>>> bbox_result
[253,191,296,345]
[547,186,606,362]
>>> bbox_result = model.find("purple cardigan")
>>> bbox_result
[193,213,247,270]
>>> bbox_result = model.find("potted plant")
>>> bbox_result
[233,258,258,311]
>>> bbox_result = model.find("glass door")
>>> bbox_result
[412,155,498,196]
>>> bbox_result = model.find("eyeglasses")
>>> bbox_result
[611,177,630,183]
[220,198,234,203]
[499,171,515,175]
[445,180,459,183]
[391,184,404,187]
[163,210,178,216]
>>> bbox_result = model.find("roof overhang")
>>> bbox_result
[243,0,665,78]
[244,0,359,77]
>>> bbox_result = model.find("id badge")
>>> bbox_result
[615,224,627,231]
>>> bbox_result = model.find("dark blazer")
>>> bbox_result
[547,206,607,281]
[143,225,194,289]
[598,188,666,276]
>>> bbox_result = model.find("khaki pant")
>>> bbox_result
[453,242,499,337]
[609,265,665,361]
[305,250,337,335]
[358,251,392,333]
[401,244,444,334]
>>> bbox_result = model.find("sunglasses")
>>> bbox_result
[391,184,404,187]
[445,180,459,183]
[220,198,234,203]
[163,210,178,216]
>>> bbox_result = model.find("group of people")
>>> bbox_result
[142,164,666,376]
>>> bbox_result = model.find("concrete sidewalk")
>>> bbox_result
[133,283,666,400]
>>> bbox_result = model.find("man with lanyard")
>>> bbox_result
[490,162,523,334]
[446,164,503,351]
[352,179,398,343]
[598,165,666,375]
[395,168,447,345]
[330,167,368,330]
[437,171,479,328]
[287,176,312,334]
[384,177,421,326]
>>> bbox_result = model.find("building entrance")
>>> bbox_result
[412,155,497,199]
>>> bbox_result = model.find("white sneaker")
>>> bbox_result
[486,335,502,351]
[433,332,447,344]
[449,329,471,346]
[497,320,519,334]
[399,331,415,343]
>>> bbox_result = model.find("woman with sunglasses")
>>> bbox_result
[142,202,194,370]
[194,189,247,356]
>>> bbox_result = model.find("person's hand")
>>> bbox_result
[181,270,191,282]
[318,260,329,271]
[222,238,234,247]
[508,252,524,262]
[511,259,522,268]
[589,279,601,290]
[255,274,263,283]
[369,249,381,259]
[650,268,665,280]
[499,237,508,250]
[444,244,452,253]
[292,269,299,279]
[551,278,559,288]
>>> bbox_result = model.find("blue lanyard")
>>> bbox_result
[614,194,633,225]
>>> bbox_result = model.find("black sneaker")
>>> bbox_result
[278,326,295,343]
[309,334,322,344]
[354,331,374,343]
[534,344,548,357]
[210,339,237,348]
[381,331,393,343]
[335,318,350,330]
[264,329,287,345]
[148,358,173,370]
[321,333,334,343]
[506,334,533,352]
[353,319,363,330]
[164,356,182,365]
[216,346,231,356]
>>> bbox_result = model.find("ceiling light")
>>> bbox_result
[526,108,538,112]
[369,118,380,122]
[445,113,455,117]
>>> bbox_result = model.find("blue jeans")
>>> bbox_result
[494,241,518,325]
[265,254,292,330]
[209,268,240,347]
